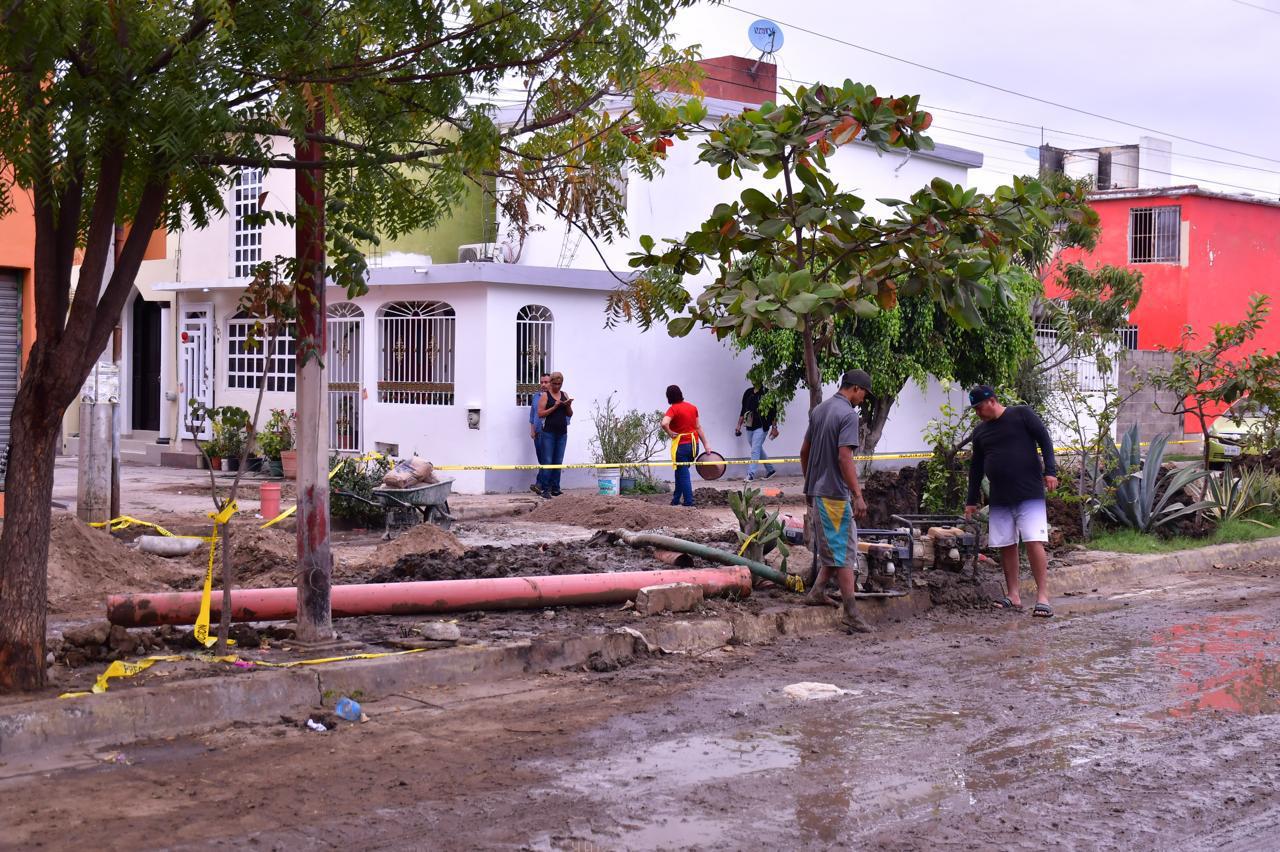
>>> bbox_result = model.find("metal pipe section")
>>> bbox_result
[613,530,792,587]
[107,567,753,627]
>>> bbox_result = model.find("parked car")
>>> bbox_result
[1206,398,1271,466]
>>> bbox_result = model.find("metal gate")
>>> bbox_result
[515,305,553,406]
[0,272,19,455]
[327,303,362,452]
[179,304,213,439]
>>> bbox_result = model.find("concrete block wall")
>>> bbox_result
[1117,350,1187,445]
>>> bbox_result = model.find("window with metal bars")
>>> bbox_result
[377,301,456,405]
[226,312,296,392]
[515,305,553,406]
[1129,206,1180,263]
[232,168,264,278]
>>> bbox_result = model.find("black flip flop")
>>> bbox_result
[992,596,1023,611]
[1032,603,1054,618]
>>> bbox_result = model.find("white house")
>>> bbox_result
[98,59,985,493]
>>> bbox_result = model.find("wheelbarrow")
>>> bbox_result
[335,478,455,540]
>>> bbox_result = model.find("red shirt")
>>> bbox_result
[665,401,699,444]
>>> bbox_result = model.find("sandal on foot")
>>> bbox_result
[1032,603,1054,618]
[992,596,1023,611]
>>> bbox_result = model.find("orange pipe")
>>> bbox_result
[107,567,752,626]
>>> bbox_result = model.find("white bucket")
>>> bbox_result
[597,466,621,497]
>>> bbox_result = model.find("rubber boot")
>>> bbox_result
[842,599,873,633]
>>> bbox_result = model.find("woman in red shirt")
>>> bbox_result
[662,384,711,507]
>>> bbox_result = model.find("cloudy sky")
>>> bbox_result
[666,0,1280,196]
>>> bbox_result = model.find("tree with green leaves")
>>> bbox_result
[0,0,697,691]
[609,81,1093,411]
[739,267,1042,457]
[1148,293,1280,474]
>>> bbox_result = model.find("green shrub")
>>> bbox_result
[330,454,392,527]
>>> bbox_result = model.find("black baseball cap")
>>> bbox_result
[969,385,996,407]
[840,369,872,392]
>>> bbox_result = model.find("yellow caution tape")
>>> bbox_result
[737,530,761,557]
[57,648,432,699]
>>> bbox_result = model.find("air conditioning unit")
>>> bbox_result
[458,243,496,263]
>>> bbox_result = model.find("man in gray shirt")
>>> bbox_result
[800,369,873,633]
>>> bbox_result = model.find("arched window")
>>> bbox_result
[515,305,553,406]
[377,301,456,405]
[226,310,295,392]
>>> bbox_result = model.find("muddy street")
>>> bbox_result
[5,558,1279,851]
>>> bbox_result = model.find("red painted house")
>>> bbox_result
[1051,183,1280,432]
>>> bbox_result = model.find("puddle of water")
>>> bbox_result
[525,813,733,851]
[551,730,799,795]
[1152,614,1280,717]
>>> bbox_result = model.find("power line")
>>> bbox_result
[932,124,1280,196]
[723,2,1280,165]
[1224,0,1280,15]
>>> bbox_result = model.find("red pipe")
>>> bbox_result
[107,567,752,626]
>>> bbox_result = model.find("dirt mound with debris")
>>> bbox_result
[187,525,299,588]
[46,513,200,614]
[526,495,713,531]
[631,486,800,508]
[365,523,466,569]
[363,532,713,583]
[862,464,928,528]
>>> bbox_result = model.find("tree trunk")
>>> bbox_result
[294,104,333,643]
[860,394,895,460]
[217,522,232,653]
[802,328,822,410]
[0,373,68,690]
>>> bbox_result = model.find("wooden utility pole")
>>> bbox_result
[294,104,333,642]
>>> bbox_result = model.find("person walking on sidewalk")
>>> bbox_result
[528,373,551,495]
[662,385,711,508]
[736,383,779,481]
[536,372,573,499]
[800,369,873,634]
[963,385,1059,618]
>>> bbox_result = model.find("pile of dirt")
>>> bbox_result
[1046,493,1085,543]
[526,494,713,531]
[364,523,466,569]
[631,486,801,508]
[862,464,928,528]
[187,525,299,588]
[46,513,200,614]
[363,535,677,583]
[1239,449,1280,475]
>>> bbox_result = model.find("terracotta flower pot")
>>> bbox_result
[280,449,298,480]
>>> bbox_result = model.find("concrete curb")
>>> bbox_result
[9,537,1270,760]
[1023,536,1280,598]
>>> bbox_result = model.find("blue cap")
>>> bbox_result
[969,385,996,407]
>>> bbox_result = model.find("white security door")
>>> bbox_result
[179,305,213,440]
[327,303,363,452]
[0,272,19,454]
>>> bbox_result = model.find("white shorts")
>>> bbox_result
[988,500,1049,548]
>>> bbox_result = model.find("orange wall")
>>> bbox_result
[0,180,35,371]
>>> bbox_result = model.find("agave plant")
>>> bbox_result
[729,485,789,568]
[1094,427,1213,533]
[1204,467,1276,528]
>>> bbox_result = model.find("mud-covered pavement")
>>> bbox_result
[5,558,1279,851]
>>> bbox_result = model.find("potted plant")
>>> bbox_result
[258,409,295,477]
[589,395,666,497]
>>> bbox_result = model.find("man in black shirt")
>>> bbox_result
[735,384,779,481]
[963,386,1059,617]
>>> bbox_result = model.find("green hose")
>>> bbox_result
[614,529,803,592]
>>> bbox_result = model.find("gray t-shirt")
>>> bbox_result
[803,394,861,500]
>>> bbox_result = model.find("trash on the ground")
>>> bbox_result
[136,535,203,557]
[305,718,328,732]
[782,681,860,701]
[334,697,362,722]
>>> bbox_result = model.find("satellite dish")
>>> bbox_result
[747,19,784,54]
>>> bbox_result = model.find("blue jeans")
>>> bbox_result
[746,428,774,479]
[538,430,568,493]
[672,442,695,506]
[532,431,546,489]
